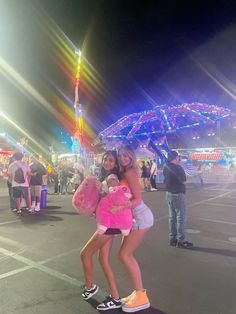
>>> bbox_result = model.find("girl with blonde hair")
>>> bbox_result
[115,144,154,312]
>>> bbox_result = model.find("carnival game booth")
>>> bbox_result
[178,147,236,184]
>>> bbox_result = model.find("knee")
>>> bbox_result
[98,251,109,268]
[80,249,84,261]
[80,248,88,262]
[98,251,105,266]
[118,250,128,264]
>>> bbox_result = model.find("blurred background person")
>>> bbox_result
[150,159,158,191]
[29,157,47,212]
[8,152,31,214]
[7,155,17,212]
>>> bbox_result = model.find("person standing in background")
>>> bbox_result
[163,150,193,248]
[8,152,31,214]
[146,161,151,191]
[140,160,148,191]
[7,156,16,212]
[29,158,47,212]
[150,159,158,191]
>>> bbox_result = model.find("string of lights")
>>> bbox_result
[99,103,234,141]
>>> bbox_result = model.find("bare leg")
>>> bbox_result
[37,194,41,206]
[27,193,31,209]
[119,228,149,291]
[141,178,146,190]
[80,232,113,289]
[98,237,119,299]
[16,197,21,211]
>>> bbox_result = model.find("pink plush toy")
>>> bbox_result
[72,176,100,217]
[96,185,133,236]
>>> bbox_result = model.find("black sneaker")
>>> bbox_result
[82,284,99,300]
[96,296,122,311]
[177,241,193,249]
[169,239,177,247]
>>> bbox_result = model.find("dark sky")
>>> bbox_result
[1,0,236,152]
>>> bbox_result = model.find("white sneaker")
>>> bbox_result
[28,208,35,213]
[35,204,41,212]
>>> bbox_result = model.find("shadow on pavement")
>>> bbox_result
[16,211,63,224]
[46,206,78,215]
[46,205,62,210]
[190,246,236,258]
[86,298,167,314]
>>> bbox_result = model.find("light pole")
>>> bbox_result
[73,49,84,154]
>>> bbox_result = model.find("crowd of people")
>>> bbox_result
[5,152,87,214]
[50,158,85,195]
[7,152,47,214]
[140,159,158,191]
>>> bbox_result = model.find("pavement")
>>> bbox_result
[0,179,236,314]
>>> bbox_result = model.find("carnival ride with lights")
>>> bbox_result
[98,102,235,160]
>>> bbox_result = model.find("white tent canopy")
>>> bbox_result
[135,147,155,158]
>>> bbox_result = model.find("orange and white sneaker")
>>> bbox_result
[121,289,150,312]
[121,290,136,304]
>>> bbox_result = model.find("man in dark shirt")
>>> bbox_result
[163,151,193,248]
[29,159,47,212]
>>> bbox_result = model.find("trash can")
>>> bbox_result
[40,184,48,209]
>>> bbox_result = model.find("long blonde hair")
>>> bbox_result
[117,145,138,174]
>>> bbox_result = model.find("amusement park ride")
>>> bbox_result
[70,48,235,162]
[72,49,84,155]
[98,102,235,160]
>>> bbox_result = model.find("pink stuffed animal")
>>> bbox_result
[72,176,100,217]
[96,185,133,236]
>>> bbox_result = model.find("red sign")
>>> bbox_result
[189,153,223,161]
[0,151,13,155]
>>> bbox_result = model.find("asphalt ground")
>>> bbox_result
[0,180,236,314]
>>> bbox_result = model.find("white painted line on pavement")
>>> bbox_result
[0,266,32,280]
[188,190,236,207]
[0,247,107,299]
[39,247,81,265]
[186,229,200,234]
[0,247,83,287]
[159,191,235,223]
[0,236,26,248]
[0,219,20,226]
[221,195,236,199]
[192,233,236,246]
[198,217,236,226]
[205,202,236,208]
[203,186,231,191]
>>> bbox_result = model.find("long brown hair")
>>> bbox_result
[117,145,138,175]
[99,150,119,182]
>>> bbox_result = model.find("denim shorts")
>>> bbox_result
[13,186,29,199]
[132,201,154,230]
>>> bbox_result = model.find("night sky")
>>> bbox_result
[1,0,236,152]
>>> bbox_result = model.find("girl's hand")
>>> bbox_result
[110,205,123,213]
[110,200,131,213]
[95,180,102,191]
